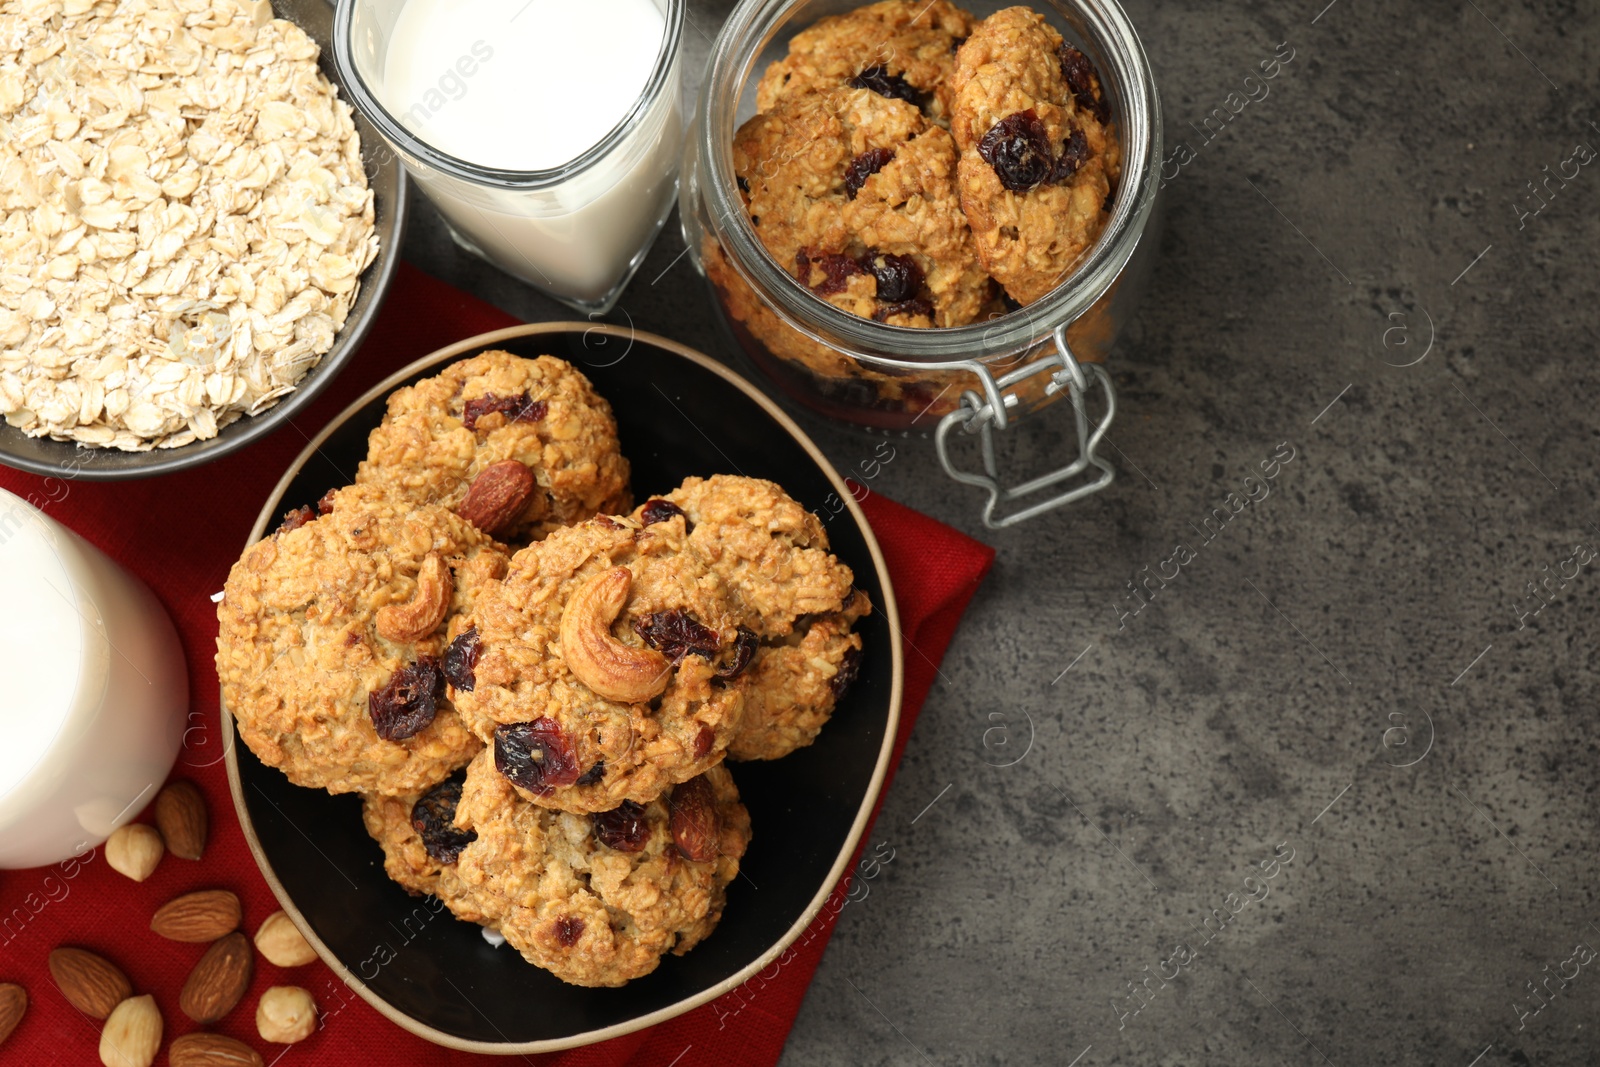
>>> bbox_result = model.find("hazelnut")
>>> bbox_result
[253,911,317,968]
[256,986,316,1044]
[104,824,163,883]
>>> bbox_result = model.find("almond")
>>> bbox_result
[49,946,133,1019]
[169,1032,265,1067]
[99,994,161,1067]
[105,823,163,882]
[456,459,536,536]
[253,911,317,968]
[179,932,253,1024]
[255,985,316,1044]
[154,780,208,861]
[668,773,722,863]
[0,983,26,1046]
[151,889,241,942]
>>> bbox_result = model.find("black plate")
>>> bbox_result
[225,324,902,1053]
[0,0,406,480]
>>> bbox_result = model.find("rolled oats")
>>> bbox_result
[0,0,379,450]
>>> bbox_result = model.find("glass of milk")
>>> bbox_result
[333,0,685,314]
[0,489,188,869]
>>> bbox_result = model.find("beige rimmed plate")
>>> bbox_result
[221,323,903,1052]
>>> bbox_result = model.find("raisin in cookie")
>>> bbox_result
[633,476,870,760]
[453,750,751,987]
[217,483,506,796]
[361,770,489,924]
[735,87,992,329]
[448,514,747,813]
[356,351,631,544]
[950,7,1120,304]
[756,0,975,126]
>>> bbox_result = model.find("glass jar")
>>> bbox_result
[681,0,1162,526]
[333,0,685,314]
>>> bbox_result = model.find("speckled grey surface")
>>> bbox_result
[403,1,1600,1063]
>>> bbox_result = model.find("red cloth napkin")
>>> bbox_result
[0,264,993,1064]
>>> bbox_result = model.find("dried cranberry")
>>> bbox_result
[977,110,1056,192]
[692,725,716,759]
[634,610,721,663]
[848,66,927,111]
[369,656,444,741]
[1057,44,1095,97]
[640,499,691,529]
[864,252,924,304]
[443,627,482,692]
[1057,44,1108,122]
[844,148,894,200]
[873,297,935,323]
[494,718,582,795]
[806,251,869,296]
[1052,127,1090,183]
[592,800,650,852]
[830,646,863,700]
[275,506,315,536]
[410,774,476,864]
[575,760,606,787]
[553,916,585,947]
[316,489,338,514]
[461,392,548,432]
[716,626,759,679]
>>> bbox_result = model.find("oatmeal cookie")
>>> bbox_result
[453,751,751,987]
[731,589,871,761]
[950,7,1121,304]
[217,483,506,796]
[448,514,747,813]
[756,0,976,126]
[633,476,870,760]
[634,475,859,638]
[355,351,631,543]
[360,771,489,924]
[735,87,992,329]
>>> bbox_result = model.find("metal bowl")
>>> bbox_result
[0,0,406,481]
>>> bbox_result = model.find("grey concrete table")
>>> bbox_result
[403,2,1600,1063]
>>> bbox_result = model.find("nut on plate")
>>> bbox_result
[559,567,672,703]
[105,823,163,882]
[256,986,317,1044]
[375,551,453,643]
[180,933,254,1025]
[154,780,209,861]
[0,982,25,1046]
[151,889,242,942]
[48,946,133,1019]
[99,994,161,1067]
[254,911,318,968]
[455,459,538,536]
[169,1032,265,1067]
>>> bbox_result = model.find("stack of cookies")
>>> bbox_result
[705,2,1120,392]
[215,351,870,986]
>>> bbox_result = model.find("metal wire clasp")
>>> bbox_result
[934,324,1117,528]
